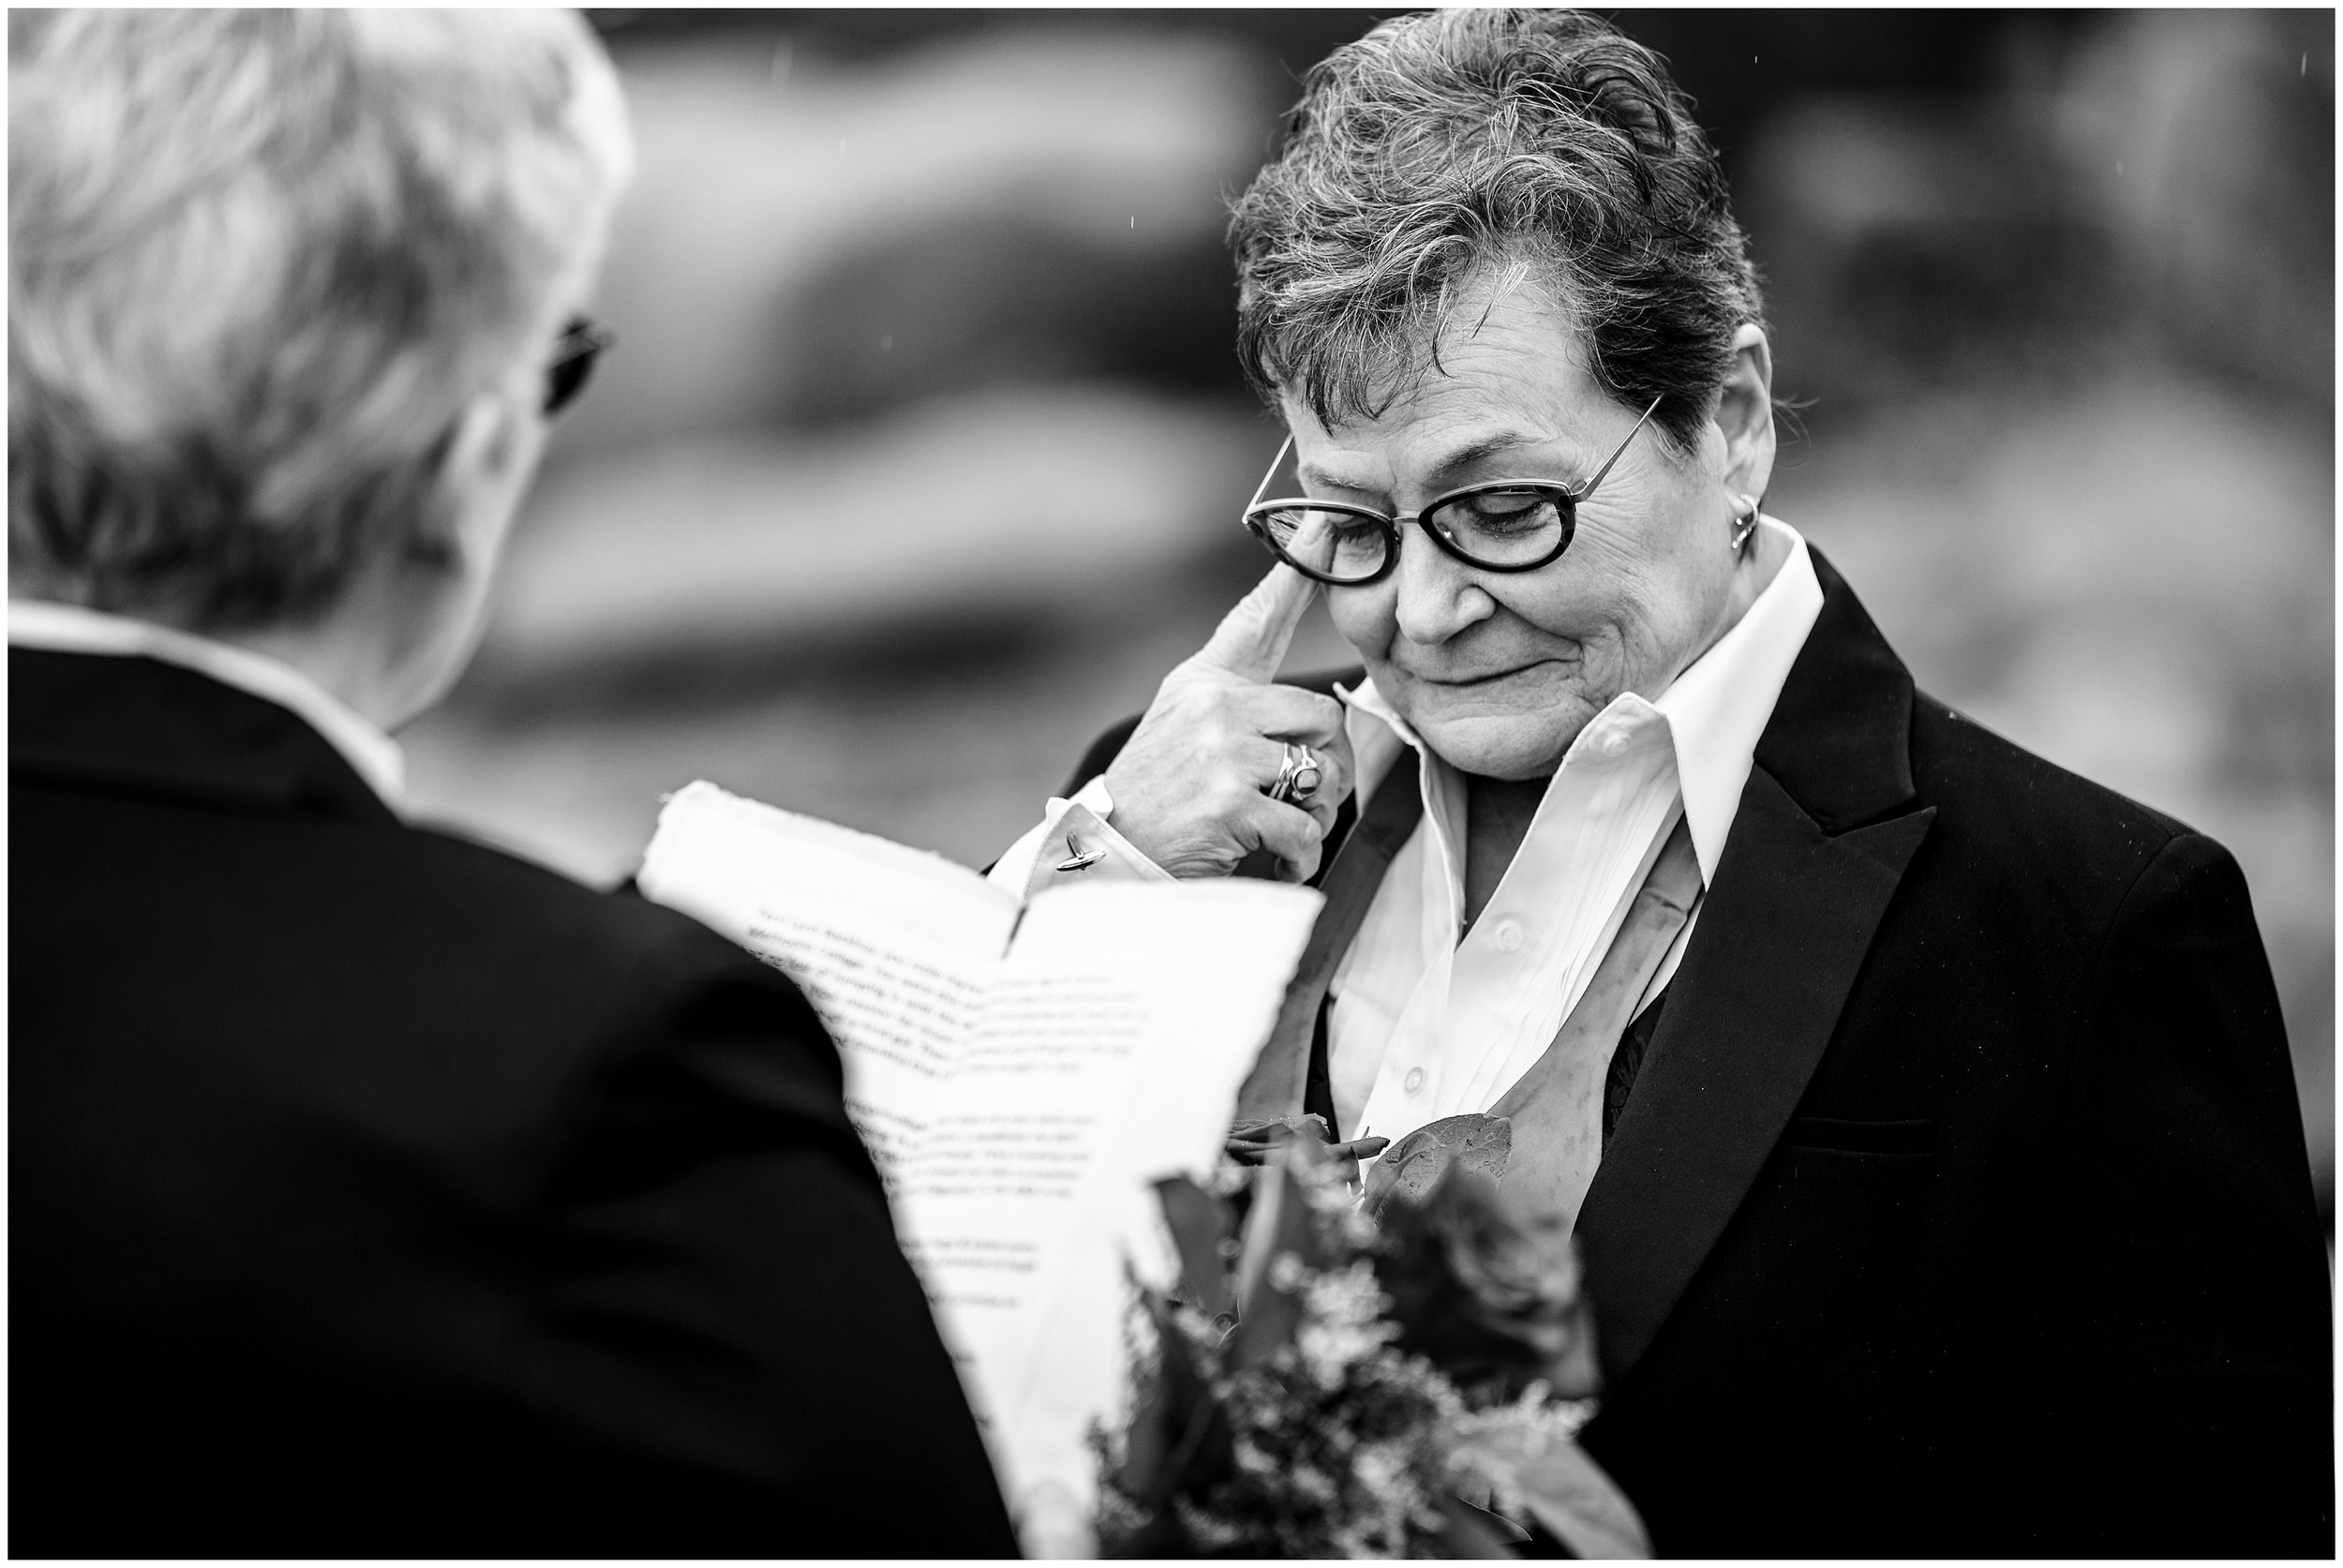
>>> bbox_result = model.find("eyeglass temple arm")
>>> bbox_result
[1246,435,1294,514]
[1574,395,1664,500]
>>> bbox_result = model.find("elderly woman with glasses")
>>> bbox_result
[1005,9,2331,1558]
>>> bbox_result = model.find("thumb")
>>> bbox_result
[1190,563,1318,682]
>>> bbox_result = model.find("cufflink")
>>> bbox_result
[1055,831,1105,873]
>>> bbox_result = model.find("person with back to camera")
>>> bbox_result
[7,12,1023,1554]
[997,9,2333,1556]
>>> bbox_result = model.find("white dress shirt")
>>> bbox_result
[1336,520,1821,1144]
[7,598,408,809]
[993,516,1825,1149]
[989,773,1172,900]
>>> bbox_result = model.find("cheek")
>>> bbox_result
[1519,494,1715,644]
[1325,583,1395,655]
[1484,576,1589,638]
[1477,560,1638,653]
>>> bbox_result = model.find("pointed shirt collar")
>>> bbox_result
[7,598,407,811]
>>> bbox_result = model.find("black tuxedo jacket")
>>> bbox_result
[1066,551,2331,1557]
[11,650,1018,1558]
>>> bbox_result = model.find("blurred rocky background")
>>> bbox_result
[402,9,2334,1216]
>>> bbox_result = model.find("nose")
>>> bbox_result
[1388,523,1496,647]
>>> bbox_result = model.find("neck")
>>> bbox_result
[211,555,466,734]
[229,620,404,730]
[1461,771,1548,933]
[1679,518,1791,683]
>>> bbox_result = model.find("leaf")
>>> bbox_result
[1114,1290,1188,1499]
[1154,1175,1235,1317]
[1454,1427,1652,1561]
[1425,1492,1525,1558]
[1106,1506,1193,1558]
[1228,1141,1335,1371]
[1365,1113,1513,1217]
[1120,1290,1233,1507]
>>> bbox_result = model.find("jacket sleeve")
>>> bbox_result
[2047,829,2332,1556]
[515,935,1021,1558]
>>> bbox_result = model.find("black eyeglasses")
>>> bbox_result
[543,314,614,415]
[1241,394,1663,586]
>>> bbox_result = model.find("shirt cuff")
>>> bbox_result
[985,776,1178,902]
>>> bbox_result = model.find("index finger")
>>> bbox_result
[1189,562,1319,683]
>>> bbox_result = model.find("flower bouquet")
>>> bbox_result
[1092,1114,1650,1558]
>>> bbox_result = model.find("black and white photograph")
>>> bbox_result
[9,7,2332,1559]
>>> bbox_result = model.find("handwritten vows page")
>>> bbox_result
[637,783,1320,1541]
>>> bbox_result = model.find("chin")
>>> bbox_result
[1415,713,1575,782]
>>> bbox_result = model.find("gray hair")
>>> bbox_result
[9,8,632,630]
[1231,9,1764,455]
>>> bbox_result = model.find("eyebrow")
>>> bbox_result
[1298,430,1545,494]
[1428,431,1543,481]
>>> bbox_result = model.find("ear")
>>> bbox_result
[1714,323,1775,505]
[415,388,534,571]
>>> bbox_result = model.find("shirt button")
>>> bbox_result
[1492,918,1525,952]
[1403,1067,1426,1096]
[1599,728,1630,757]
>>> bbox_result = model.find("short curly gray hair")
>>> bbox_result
[1231,9,1763,455]
[9,9,631,631]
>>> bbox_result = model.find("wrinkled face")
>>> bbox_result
[1288,287,1746,781]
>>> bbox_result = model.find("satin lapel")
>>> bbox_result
[1574,768,1934,1384]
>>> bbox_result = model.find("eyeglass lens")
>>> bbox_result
[1254,487,1572,582]
[543,316,611,415]
[1256,506,1389,581]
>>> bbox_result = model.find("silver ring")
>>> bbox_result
[1267,742,1322,805]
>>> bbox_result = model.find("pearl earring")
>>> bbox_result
[1728,494,1759,554]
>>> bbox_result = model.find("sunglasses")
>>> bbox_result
[543,314,614,415]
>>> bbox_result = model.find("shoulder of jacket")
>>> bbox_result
[392,820,796,994]
[1907,688,2197,852]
